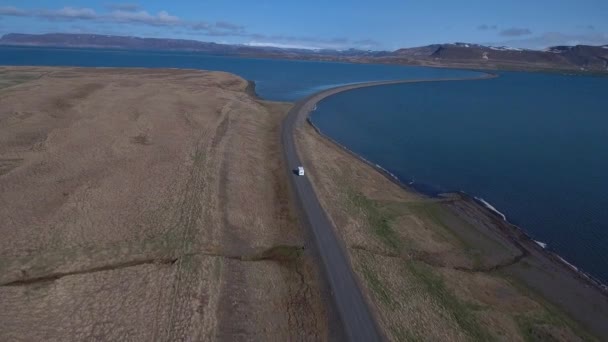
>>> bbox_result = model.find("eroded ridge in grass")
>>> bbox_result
[296,120,600,341]
[346,188,493,341]
[0,67,329,341]
[345,188,403,253]
[0,237,306,287]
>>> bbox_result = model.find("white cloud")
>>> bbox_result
[42,7,97,20]
[0,5,192,28]
[109,10,180,26]
[157,11,180,24]
[0,4,380,50]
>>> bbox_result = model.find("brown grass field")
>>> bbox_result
[296,120,608,341]
[2,66,606,341]
[0,67,330,340]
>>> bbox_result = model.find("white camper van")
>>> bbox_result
[297,166,305,176]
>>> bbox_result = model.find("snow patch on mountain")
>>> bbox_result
[489,46,524,51]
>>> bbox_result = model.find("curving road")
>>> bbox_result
[280,75,494,342]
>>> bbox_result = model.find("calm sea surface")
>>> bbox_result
[311,72,608,284]
[0,45,479,101]
[2,46,607,283]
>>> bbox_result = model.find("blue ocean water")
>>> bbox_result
[0,45,480,101]
[311,72,608,284]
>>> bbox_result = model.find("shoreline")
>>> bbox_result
[245,80,261,99]
[306,108,608,291]
[294,73,608,337]
[465,192,608,292]
[3,44,608,77]
[301,75,607,293]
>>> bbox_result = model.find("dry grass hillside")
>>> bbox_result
[0,67,329,340]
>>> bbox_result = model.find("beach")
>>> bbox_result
[295,77,608,340]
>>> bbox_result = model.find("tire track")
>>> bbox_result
[152,104,225,341]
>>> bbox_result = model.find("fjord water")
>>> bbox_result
[311,72,608,284]
[0,46,480,101]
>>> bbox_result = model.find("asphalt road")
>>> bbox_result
[280,75,493,342]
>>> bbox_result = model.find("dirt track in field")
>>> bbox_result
[0,67,329,341]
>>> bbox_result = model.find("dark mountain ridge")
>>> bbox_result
[389,42,608,72]
[1,33,607,73]
[0,33,383,57]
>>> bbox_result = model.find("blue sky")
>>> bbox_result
[0,1,607,50]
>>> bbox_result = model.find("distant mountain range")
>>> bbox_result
[0,33,384,58]
[384,42,608,73]
[2,33,607,73]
